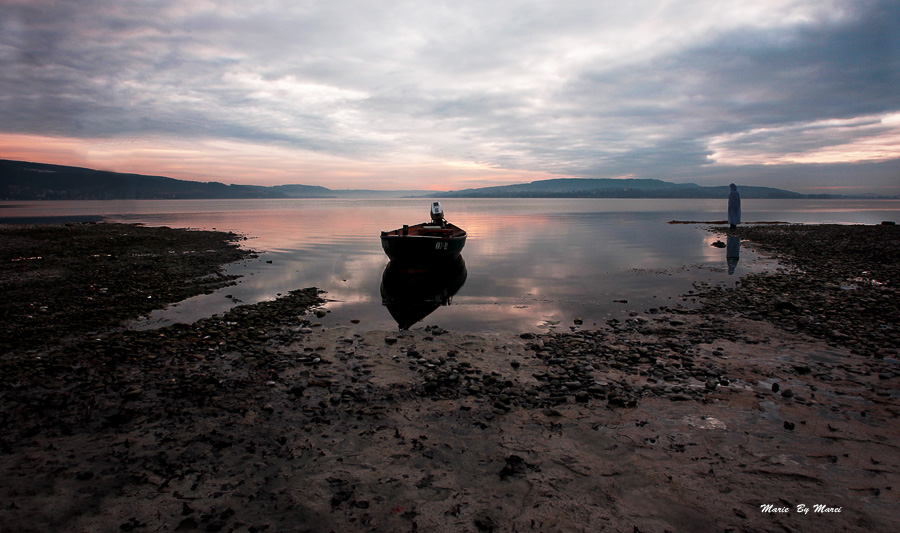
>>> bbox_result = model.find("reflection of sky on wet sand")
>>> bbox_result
[4,198,898,332]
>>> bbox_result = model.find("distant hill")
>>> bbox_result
[0,159,429,199]
[271,184,434,199]
[1,159,283,200]
[433,178,812,199]
[268,184,336,198]
[2,159,839,201]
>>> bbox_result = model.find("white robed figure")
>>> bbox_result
[727,183,741,229]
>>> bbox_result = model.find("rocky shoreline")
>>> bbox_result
[1,222,898,532]
[0,223,252,356]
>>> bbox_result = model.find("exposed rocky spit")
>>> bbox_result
[0,221,898,532]
[0,223,251,356]
[695,224,900,358]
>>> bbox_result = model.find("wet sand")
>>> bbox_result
[1,222,898,532]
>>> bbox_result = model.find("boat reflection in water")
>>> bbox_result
[380,256,467,329]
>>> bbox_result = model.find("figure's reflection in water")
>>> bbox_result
[380,256,468,329]
[726,235,741,275]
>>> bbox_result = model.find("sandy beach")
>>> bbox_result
[1,221,898,532]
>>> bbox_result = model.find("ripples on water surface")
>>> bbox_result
[3,198,898,332]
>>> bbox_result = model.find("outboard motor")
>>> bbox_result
[430,201,445,224]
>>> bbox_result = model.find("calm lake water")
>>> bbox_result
[3,198,899,333]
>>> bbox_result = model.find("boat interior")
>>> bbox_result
[382,223,466,238]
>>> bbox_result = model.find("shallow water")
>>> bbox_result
[3,198,898,332]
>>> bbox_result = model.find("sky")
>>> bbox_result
[1,0,898,194]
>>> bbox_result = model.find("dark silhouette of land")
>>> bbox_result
[0,158,857,200]
[0,159,427,200]
[434,177,823,199]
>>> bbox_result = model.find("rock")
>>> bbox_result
[774,299,800,314]
[498,454,537,480]
[607,397,628,407]
[123,388,143,400]
[177,517,199,530]
[474,515,496,532]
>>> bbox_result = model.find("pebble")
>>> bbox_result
[123,388,143,400]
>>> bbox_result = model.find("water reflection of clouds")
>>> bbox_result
[48,199,803,331]
[320,258,386,304]
[410,302,557,333]
[464,214,711,297]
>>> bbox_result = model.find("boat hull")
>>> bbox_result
[380,223,466,267]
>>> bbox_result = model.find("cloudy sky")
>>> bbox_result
[1,0,898,193]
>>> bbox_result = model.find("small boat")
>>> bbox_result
[380,202,467,266]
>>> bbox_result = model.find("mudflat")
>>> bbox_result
[1,222,898,532]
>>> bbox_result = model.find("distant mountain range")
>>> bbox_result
[434,177,815,199]
[0,160,429,200]
[1,159,840,200]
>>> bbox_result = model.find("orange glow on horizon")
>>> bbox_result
[0,133,570,191]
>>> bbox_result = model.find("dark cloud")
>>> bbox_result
[0,0,897,192]
[540,0,900,179]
